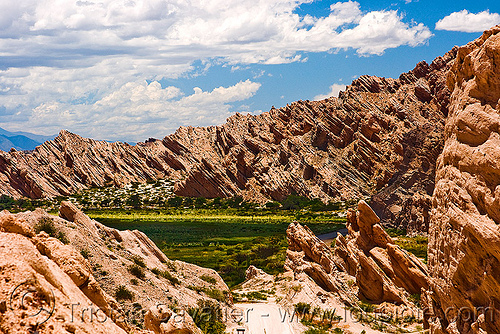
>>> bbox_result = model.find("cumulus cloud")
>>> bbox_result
[0,0,432,140]
[436,10,500,33]
[314,83,347,100]
[21,80,261,142]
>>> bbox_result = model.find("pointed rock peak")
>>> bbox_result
[56,129,83,142]
[357,200,380,229]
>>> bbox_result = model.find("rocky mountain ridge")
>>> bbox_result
[0,48,457,232]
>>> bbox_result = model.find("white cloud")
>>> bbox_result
[314,83,347,100]
[436,10,500,33]
[10,79,261,142]
[0,0,432,140]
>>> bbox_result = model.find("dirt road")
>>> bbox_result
[232,302,305,334]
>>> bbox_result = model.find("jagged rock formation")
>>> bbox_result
[0,50,456,231]
[0,202,230,334]
[0,132,171,199]
[335,201,428,305]
[424,26,500,334]
[285,200,428,307]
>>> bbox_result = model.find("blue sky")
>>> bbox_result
[0,0,499,142]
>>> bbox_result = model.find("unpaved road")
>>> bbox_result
[233,302,304,334]
[317,228,348,246]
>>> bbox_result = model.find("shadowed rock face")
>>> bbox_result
[423,26,500,334]
[0,45,455,232]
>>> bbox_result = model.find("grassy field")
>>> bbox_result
[89,208,346,287]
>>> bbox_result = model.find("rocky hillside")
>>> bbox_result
[0,49,456,231]
[0,202,230,334]
[423,26,500,333]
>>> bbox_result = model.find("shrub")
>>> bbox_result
[188,300,226,334]
[156,269,180,285]
[128,264,145,279]
[358,301,375,313]
[294,302,311,315]
[115,285,134,301]
[304,328,328,334]
[35,217,69,244]
[130,255,146,268]
[246,291,267,301]
[130,278,139,285]
[80,249,91,259]
[167,196,183,207]
[205,289,225,302]
[200,274,217,284]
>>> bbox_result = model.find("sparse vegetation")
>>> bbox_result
[160,270,180,285]
[115,285,134,301]
[130,254,146,268]
[232,290,268,302]
[294,302,311,315]
[128,264,145,279]
[34,217,70,244]
[80,249,91,259]
[200,274,217,284]
[188,299,226,334]
[388,229,428,262]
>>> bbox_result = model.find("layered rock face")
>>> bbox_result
[0,131,173,199]
[285,200,428,307]
[424,26,500,333]
[335,201,428,305]
[0,52,455,231]
[0,202,230,334]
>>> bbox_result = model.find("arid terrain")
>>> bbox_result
[1,25,500,334]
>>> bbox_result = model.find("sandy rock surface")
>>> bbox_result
[424,25,500,334]
[0,202,230,334]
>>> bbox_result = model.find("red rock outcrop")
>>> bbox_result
[424,26,500,334]
[0,47,456,232]
[285,200,428,307]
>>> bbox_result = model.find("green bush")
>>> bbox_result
[205,289,225,302]
[167,196,183,207]
[188,300,226,334]
[128,264,145,279]
[35,217,69,244]
[153,269,180,285]
[115,285,134,301]
[130,255,146,268]
[294,302,311,315]
[80,249,91,259]
[200,274,217,284]
[304,328,328,334]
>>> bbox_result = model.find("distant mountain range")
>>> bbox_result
[0,127,55,151]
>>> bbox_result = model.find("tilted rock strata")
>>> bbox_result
[0,52,456,231]
[0,132,171,199]
[334,201,428,305]
[0,202,230,334]
[285,200,428,308]
[424,25,500,334]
